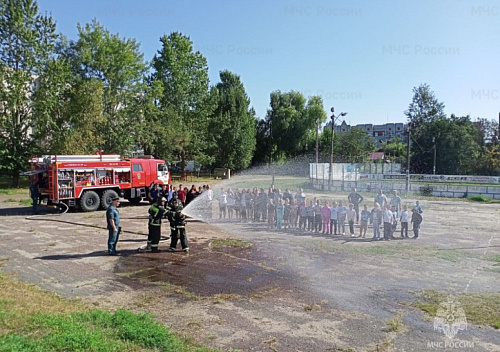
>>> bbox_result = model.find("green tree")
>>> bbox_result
[0,0,57,186]
[54,79,106,154]
[433,115,480,175]
[68,19,147,155]
[31,51,74,152]
[305,96,327,159]
[405,84,446,173]
[207,70,257,169]
[151,32,211,169]
[253,119,271,165]
[408,113,481,175]
[337,127,376,163]
[474,118,500,175]
[265,91,322,162]
[380,137,407,165]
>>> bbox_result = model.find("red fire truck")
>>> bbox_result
[27,154,170,212]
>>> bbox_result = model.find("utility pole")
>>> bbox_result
[330,112,334,191]
[406,122,411,193]
[268,119,275,185]
[433,136,436,175]
[315,119,319,163]
[329,107,347,191]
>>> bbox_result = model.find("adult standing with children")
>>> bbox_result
[375,188,387,208]
[390,190,401,218]
[411,208,423,239]
[382,204,394,241]
[348,188,363,223]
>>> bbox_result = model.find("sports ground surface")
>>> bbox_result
[0,177,499,351]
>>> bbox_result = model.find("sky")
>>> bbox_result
[37,0,500,127]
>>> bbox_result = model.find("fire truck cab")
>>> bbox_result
[28,154,169,212]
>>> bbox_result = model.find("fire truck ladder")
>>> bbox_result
[41,155,123,163]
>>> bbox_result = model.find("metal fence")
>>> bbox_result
[309,163,500,199]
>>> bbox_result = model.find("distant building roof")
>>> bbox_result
[370,152,385,161]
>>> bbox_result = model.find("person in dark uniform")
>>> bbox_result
[148,197,168,252]
[106,196,121,255]
[149,183,160,204]
[30,178,39,214]
[168,199,189,252]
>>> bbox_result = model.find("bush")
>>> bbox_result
[419,185,433,196]
[468,195,492,202]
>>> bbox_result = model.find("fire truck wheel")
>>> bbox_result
[101,189,120,210]
[79,190,100,212]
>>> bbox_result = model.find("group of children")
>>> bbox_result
[217,187,424,240]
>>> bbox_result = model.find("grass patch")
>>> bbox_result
[19,198,32,206]
[1,310,216,351]
[467,195,500,203]
[0,189,28,196]
[484,255,500,273]
[0,271,220,351]
[3,198,17,203]
[304,304,321,311]
[211,239,252,249]
[386,313,406,332]
[413,290,500,329]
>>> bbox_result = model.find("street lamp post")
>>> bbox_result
[268,119,275,185]
[433,136,436,175]
[315,119,319,164]
[406,122,411,193]
[329,107,347,191]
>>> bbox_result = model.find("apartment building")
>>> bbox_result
[324,120,408,147]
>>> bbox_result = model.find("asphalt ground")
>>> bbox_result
[0,193,499,352]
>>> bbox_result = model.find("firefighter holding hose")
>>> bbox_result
[145,197,168,253]
[167,199,189,252]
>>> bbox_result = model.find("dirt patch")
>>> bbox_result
[0,192,499,351]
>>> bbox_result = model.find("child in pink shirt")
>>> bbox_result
[321,201,331,234]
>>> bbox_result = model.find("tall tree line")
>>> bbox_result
[405,84,499,176]
[0,0,259,186]
[1,0,498,187]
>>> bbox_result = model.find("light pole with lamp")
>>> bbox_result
[329,107,347,191]
[405,120,412,193]
[315,119,319,164]
[268,119,275,185]
[432,136,437,175]
[315,119,319,185]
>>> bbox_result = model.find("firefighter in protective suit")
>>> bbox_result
[147,197,168,252]
[168,199,189,252]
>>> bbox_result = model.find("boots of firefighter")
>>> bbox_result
[179,227,189,251]
[169,228,178,250]
[151,244,161,253]
[150,225,161,252]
